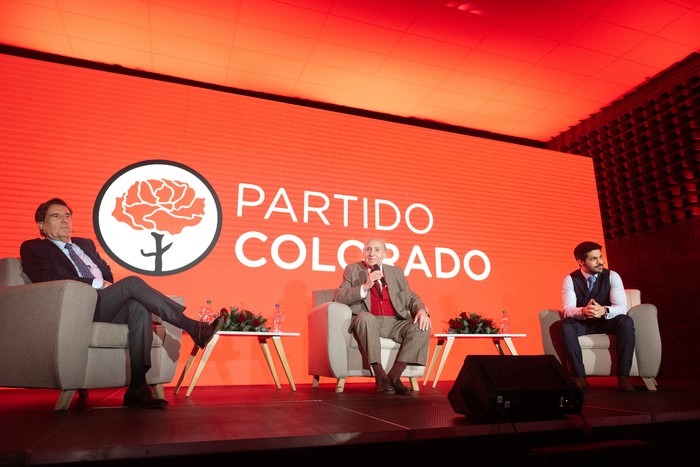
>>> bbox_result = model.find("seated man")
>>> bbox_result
[334,238,431,395]
[561,241,636,393]
[20,198,224,408]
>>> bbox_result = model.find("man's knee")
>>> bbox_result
[354,312,374,325]
[560,317,578,336]
[121,275,147,289]
[404,322,429,343]
[618,314,634,326]
[616,314,635,335]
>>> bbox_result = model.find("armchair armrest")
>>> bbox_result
[0,280,97,389]
[538,309,563,363]
[628,304,662,378]
[307,301,354,378]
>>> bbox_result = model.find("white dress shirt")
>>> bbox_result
[561,269,628,319]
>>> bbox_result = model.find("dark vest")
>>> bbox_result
[570,269,612,307]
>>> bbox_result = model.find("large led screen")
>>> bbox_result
[0,52,604,386]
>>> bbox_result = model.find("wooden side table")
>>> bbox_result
[423,333,527,388]
[174,331,300,396]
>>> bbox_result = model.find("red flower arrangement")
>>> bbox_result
[447,311,498,334]
[219,305,270,332]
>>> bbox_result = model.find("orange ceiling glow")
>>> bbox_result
[0,0,698,142]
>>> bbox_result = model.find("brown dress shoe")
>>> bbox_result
[194,315,224,349]
[390,378,413,395]
[573,376,589,393]
[617,376,636,392]
[123,385,169,409]
[376,379,396,395]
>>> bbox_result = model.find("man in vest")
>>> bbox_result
[561,241,636,392]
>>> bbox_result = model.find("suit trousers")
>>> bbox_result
[351,312,429,369]
[93,276,187,386]
[560,314,636,378]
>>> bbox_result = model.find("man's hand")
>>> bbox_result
[414,309,431,331]
[364,269,383,291]
[583,299,606,318]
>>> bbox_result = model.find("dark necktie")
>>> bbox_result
[65,243,95,279]
[375,280,383,298]
[587,274,596,292]
[371,265,383,297]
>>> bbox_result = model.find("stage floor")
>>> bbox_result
[2,375,700,466]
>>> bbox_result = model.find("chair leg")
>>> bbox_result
[409,377,420,392]
[54,389,76,411]
[642,377,657,391]
[335,378,346,393]
[152,383,165,399]
[312,375,320,388]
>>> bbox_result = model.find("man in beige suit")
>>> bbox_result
[334,238,431,395]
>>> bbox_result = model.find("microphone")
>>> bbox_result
[371,264,384,296]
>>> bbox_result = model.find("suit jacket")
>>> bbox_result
[334,261,425,319]
[20,237,114,285]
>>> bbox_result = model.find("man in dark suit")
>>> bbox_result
[561,241,636,393]
[334,238,431,395]
[20,198,223,408]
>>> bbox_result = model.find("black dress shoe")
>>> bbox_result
[390,378,413,395]
[376,379,396,395]
[193,315,224,349]
[573,376,589,393]
[123,385,169,409]
[617,376,636,393]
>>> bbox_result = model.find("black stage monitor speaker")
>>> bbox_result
[448,355,583,421]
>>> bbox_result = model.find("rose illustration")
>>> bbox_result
[112,179,206,272]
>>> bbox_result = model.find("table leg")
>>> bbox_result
[491,337,519,355]
[423,337,445,386]
[185,333,221,397]
[492,338,505,355]
[502,337,518,355]
[174,344,200,395]
[271,336,296,391]
[258,336,282,389]
[432,336,455,388]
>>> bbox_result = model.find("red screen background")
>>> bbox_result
[0,53,605,386]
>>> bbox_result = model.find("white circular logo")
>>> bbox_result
[94,160,221,275]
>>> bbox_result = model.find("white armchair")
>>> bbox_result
[538,289,662,390]
[0,257,182,410]
[307,288,424,393]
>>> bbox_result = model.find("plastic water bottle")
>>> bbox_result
[273,303,285,333]
[198,299,214,323]
[500,310,510,334]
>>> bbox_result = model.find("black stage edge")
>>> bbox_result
[1,376,699,466]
